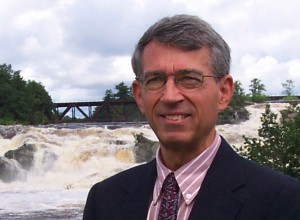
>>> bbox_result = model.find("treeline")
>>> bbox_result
[219,78,299,123]
[0,64,54,125]
[1,63,298,125]
[241,78,298,103]
[92,82,144,122]
[228,77,298,106]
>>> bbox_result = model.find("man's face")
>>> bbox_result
[132,41,233,154]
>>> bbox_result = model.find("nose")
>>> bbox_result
[160,77,184,104]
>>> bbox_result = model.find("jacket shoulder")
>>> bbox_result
[219,137,299,188]
[203,138,300,219]
[239,152,300,188]
[83,159,157,219]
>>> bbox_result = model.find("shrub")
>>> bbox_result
[235,104,300,180]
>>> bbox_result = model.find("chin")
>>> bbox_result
[159,136,191,150]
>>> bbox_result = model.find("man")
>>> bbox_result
[83,14,300,220]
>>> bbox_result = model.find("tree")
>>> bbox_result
[235,104,300,180]
[103,89,114,101]
[8,71,31,122]
[249,78,267,103]
[231,80,246,107]
[218,80,249,124]
[281,79,298,101]
[27,80,54,124]
[114,82,133,100]
[94,82,140,122]
[0,63,54,125]
[0,64,14,121]
[282,79,294,96]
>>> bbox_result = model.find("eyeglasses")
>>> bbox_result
[136,70,221,91]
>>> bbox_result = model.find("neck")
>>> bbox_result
[159,131,217,170]
[159,144,210,171]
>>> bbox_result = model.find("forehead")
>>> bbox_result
[141,41,213,75]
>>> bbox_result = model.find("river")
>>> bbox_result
[0,103,289,219]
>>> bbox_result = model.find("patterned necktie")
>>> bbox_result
[158,172,179,220]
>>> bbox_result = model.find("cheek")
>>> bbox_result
[140,93,156,116]
[143,98,155,115]
[190,90,219,114]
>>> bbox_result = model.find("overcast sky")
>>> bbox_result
[1,0,300,102]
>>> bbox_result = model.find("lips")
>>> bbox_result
[162,114,190,121]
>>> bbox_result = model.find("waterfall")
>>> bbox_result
[0,103,290,219]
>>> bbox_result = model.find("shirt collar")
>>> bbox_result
[153,132,221,205]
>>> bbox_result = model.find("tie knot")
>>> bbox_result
[162,172,179,193]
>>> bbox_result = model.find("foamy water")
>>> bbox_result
[0,103,289,219]
[217,103,289,147]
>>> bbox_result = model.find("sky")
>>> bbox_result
[1,0,300,102]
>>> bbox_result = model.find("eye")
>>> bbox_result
[145,76,164,85]
[178,74,202,85]
[175,71,204,89]
[181,75,201,82]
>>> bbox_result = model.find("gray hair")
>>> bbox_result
[131,14,231,79]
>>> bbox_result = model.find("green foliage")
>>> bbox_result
[248,78,267,103]
[230,81,246,107]
[235,104,300,180]
[94,82,143,122]
[113,82,133,100]
[103,89,114,101]
[251,93,268,103]
[282,79,295,97]
[249,78,266,95]
[0,116,15,125]
[0,63,54,125]
[281,79,298,101]
[218,80,249,124]
[282,96,299,101]
[103,82,134,101]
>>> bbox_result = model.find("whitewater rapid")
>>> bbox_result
[0,103,290,219]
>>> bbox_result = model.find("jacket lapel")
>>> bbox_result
[189,138,245,220]
[114,160,157,220]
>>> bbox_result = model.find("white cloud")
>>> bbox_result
[289,60,300,78]
[1,0,300,102]
[234,55,300,95]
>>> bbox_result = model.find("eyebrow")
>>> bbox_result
[143,70,165,77]
[176,69,205,76]
[144,69,206,76]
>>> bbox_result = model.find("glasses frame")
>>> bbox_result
[136,72,222,91]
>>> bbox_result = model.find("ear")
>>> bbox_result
[218,74,234,111]
[132,80,146,114]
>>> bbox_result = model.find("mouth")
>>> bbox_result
[163,114,190,121]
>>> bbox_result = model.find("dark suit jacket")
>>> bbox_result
[83,138,300,220]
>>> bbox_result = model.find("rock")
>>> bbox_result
[236,107,250,121]
[134,133,158,163]
[4,143,37,170]
[217,106,249,125]
[42,150,58,171]
[0,125,23,139]
[0,156,27,183]
[109,140,127,145]
[106,125,122,130]
[280,109,298,123]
